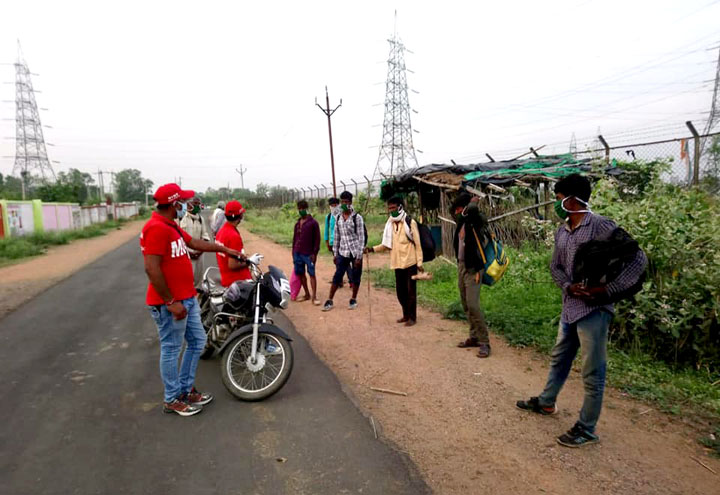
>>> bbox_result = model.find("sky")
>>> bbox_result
[0,0,718,195]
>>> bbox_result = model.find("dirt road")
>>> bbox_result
[241,228,719,495]
[1,220,717,494]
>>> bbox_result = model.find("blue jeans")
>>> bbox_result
[147,297,206,403]
[539,309,612,433]
[293,252,316,277]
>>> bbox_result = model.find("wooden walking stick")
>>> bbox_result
[366,251,372,326]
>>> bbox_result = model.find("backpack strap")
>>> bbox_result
[472,227,488,265]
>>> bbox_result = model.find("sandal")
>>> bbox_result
[296,295,309,302]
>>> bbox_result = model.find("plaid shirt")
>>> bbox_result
[551,213,647,324]
[333,211,365,259]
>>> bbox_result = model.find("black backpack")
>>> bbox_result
[405,216,436,263]
[572,227,646,304]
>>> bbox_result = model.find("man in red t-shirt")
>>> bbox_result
[215,200,252,286]
[141,183,243,417]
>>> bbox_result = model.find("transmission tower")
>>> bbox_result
[375,18,419,177]
[702,42,720,144]
[12,41,55,187]
[569,132,578,157]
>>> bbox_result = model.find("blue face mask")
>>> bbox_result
[175,201,188,220]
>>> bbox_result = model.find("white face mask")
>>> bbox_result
[561,196,592,214]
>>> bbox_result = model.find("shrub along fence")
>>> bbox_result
[0,200,139,238]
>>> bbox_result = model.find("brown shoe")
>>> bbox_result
[477,343,491,358]
[404,319,416,327]
[457,338,480,348]
[397,317,409,323]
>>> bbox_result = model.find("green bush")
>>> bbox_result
[593,170,720,371]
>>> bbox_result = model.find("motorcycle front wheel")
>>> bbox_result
[220,331,294,401]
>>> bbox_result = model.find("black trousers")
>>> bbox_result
[394,265,418,321]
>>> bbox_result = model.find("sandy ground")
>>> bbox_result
[2,222,718,494]
[241,228,720,495]
[0,220,145,319]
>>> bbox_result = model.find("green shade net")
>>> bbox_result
[463,156,588,182]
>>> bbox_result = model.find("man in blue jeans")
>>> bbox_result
[141,183,243,416]
[292,199,321,305]
[516,174,646,447]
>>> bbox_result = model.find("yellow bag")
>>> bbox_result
[473,229,510,286]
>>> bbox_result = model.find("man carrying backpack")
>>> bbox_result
[365,196,424,327]
[452,193,492,358]
[516,174,647,448]
[322,191,366,311]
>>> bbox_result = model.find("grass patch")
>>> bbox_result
[244,206,387,253]
[0,217,130,264]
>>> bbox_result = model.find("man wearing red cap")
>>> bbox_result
[215,200,252,286]
[140,183,244,417]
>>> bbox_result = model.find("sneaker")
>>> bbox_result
[557,424,599,448]
[322,300,334,312]
[348,299,358,310]
[163,398,202,417]
[516,396,558,415]
[183,387,213,406]
[312,299,322,306]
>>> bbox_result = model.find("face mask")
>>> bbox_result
[390,210,401,218]
[176,201,187,220]
[341,204,351,213]
[554,200,569,221]
[299,210,307,217]
[555,196,591,221]
[331,206,340,215]
[191,205,201,215]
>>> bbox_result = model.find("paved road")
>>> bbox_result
[0,240,429,495]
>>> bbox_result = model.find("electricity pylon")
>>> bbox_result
[375,18,419,177]
[12,40,55,197]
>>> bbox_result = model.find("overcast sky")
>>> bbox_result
[1,0,718,194]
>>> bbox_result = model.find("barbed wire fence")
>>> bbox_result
[256,120,720,208]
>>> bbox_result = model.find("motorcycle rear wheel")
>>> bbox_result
[221,332,293,401]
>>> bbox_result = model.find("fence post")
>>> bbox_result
[686,121,701,186]
[315,185,321,199]
[339,181,346,196]
[598,135,610,164]
[351,178,358,197]
[363,175,371,199]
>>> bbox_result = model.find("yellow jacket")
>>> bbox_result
[373,218,423,270]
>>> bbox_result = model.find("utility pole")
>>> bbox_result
[315,86,342,197]
[236,166,247,189]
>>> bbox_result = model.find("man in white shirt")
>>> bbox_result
[179,197,211,287]
[211,201,226,238]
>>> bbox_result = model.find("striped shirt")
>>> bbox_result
[551,213,647,324]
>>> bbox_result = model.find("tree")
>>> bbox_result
[115,169,153,202]
[0,173,27,200]
[35,168,95,204]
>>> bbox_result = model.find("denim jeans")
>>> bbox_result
[539,309,612,433]
[147,297,206,403]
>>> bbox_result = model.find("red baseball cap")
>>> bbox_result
[153,183,195,204]
[225,200,246,216]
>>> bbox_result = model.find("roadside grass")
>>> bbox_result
[370,246,720,450]
[244,206,387,255]
[0,217,131,264]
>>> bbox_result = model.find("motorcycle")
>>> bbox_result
[197,253,294,401]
